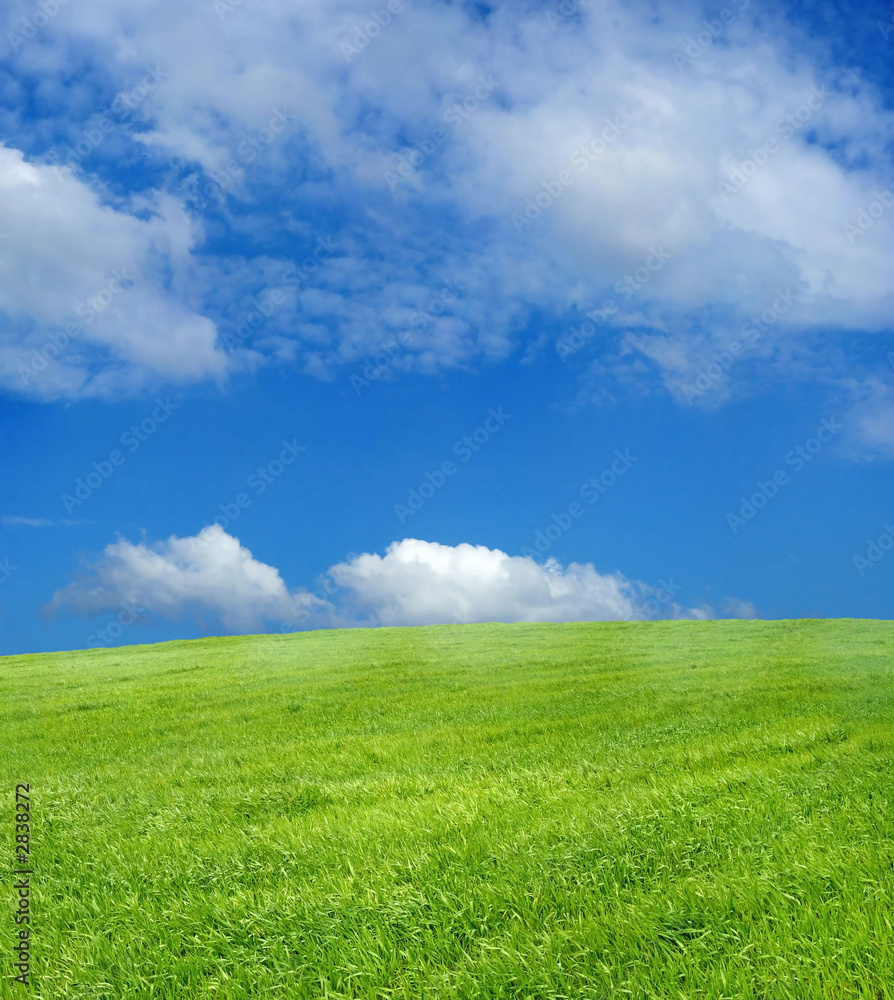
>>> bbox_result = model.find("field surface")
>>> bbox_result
[1,620,893,999]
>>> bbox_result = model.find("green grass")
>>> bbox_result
[1,619,893,998]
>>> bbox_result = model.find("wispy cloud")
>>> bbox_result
[0,0,889,436]
[1,516,88,527]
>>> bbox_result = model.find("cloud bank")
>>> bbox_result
[1,0,891,448]
[44,529,720,639]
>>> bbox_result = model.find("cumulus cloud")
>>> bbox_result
[45,530,715,635]
[328,538,646,625]
[0,144,228,399]
[43,525,329,631]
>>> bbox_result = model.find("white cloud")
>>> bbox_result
[721,596,759,619]
[3,0,892,410]
[45,529,715,633]
[0,144,228,399]
[328,538,647,625]
[43,525,328,631]
[0,516,86,527]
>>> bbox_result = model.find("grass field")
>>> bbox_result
[1,619,893,998]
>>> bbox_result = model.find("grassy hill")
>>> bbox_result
[1,620,893,998]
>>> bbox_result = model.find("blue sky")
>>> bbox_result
[1,0,893,655]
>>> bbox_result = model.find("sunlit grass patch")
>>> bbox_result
[1,619,892,998]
